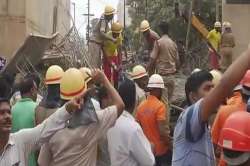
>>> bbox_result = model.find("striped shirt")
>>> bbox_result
[0,106,71,166]
[172,99,216,166]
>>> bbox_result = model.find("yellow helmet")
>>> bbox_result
[104,5,115,16]
[45,65,64,85]
[210,69,222,86]
[214,21,222,28]
[140,20,150,32]
[111,22,123,33]
[130,65,148,80]
[79,67,92,84]
[60,68,86,100]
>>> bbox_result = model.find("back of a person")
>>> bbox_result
[108,112,141,166]
[136,95,167,156]
[221,32,234,48]
[35,105,57,125]
[207,29,221,51]
[172,101,215,166]
[145,30,160,51]
[11,98,36,132]
[11,98,37,166]
[156,35,178,75]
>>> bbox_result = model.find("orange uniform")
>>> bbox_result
[211,96,246,166]
[136,95,169,156]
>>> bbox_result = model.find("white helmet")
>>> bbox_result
[191,68,201,74]
[223,21,232,29]
[214,21,222,28]
[147,74,164,89]
[210,69,222,86]
[130,65,148,80]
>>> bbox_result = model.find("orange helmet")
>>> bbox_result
[219,111,250,152]
[241,70,250,87]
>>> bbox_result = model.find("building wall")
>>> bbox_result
[0,0,26,61]
[222,0,250,59]
[0,0,71,61]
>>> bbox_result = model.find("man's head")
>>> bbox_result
[185,70,214,106]
[147,74,164,99]
[219,111,250,166]
[159,21,169,35]
[19,75,38,101]
[111,22,122,39]
[104,5,115,21]
[140,20,150,37]
[118,78,136,113]
[131,65,149,90]
[214,21,222,33]
[0,98,11,135]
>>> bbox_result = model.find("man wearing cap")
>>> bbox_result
[130,65,149,112]
[35,65,64,125]
[102,22,123,88]
[207,21,222,70]
[220,21,235,72]
[211,70,250,166]
[136,74,172,166]
[140,20,160,62]
[89,5,116,68]
[219,111,250,166]
[0,91,88,166]
[148,21,179,104]
[38,68,125,166]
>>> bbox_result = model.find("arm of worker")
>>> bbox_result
[38,143,52,166]
[130,127,155,166]
[157,105,171,145]
[97,18,115,42]
[147,41,159,75]
[14,94,85,151]
[92,69,125,117]
[201,47,250,122]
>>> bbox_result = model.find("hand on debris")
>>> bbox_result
[65,89,90,114]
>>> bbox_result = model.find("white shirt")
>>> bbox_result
[0,106,71,166]
[107,111,155,166]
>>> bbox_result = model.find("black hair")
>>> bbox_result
[185,70,213,106]
[0,73,15,99]
[25,73,40,88]
[19,76,35,96]
[223,148,245,159]
[118,78,136,113]
[40,84,61,108]
[159,21,169,34]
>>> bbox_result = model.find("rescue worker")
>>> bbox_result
[220,21,235,72]
[211,70,250,166]
[0,88,89,166]
[35,65,64,125]
[107,78,155,166]
[38,68,125,166]
[147,21,179,103]
[102,22,123,88]
[219,111,250,166]
[140,20,160,62]
[89,5,116,68]
[136,74,172,166]
[172,46,250,166]
[207,21,222,70]
[130,65,148,111]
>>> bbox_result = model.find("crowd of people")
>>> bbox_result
[0,4,249,166]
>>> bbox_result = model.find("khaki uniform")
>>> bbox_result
[89,15,110,68]
[220,32,235,72]
[144,30,160,52]
[150,35,179,123]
